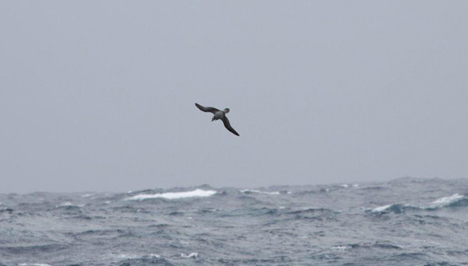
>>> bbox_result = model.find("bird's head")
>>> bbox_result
[224,108,230,113]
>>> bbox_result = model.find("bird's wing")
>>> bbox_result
[222,116,240,136]
[195,103,219,114]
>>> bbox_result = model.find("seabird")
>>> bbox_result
[195,103,240,136]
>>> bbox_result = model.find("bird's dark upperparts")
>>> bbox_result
[195,103,240,136]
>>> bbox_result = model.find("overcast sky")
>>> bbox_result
[1,1,467,193]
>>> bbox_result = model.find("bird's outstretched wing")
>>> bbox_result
[222,116,240,136]
[195,103,219,114]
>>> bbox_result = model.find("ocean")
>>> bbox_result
[1,177,468,265]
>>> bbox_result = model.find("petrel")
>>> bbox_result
[195,103,240,136]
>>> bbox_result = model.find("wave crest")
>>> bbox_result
[370,204,420,214]
[370,194,467,213]
[239,189,281,195]
[428,194,466,209]
[126,189,216,201]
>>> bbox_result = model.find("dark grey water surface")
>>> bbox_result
[1,177,468,265]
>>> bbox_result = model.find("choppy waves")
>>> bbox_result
[1,178,468,265]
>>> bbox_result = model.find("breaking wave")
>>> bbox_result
[239,189,281,195]
[428,193,467,209]
[126,189,217,200]
[370,193,468,213]
[370,204,420,213]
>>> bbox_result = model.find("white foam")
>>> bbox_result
[81,194,93,198]
[371,204,393,212]
[430,194,464,208]
[239,189,280,195]
[340,184,349,188]
[181,252,198,258]
[126,189,216,200]
[331,245,349,250]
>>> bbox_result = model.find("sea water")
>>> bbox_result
[1,177,468,265]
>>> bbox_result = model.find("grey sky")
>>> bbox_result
[1,1,467,193]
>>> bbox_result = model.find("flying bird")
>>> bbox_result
[195,103,240,136]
